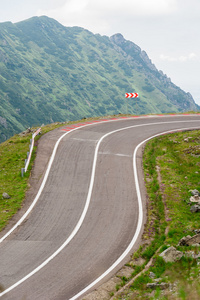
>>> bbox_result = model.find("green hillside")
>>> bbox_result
[0,16,199,142]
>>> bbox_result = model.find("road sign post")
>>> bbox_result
[125,93,139,115]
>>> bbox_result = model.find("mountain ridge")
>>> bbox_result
[0,16,199,142]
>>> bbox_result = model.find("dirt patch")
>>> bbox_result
[83,278,121,300]
[116,266,133,279]
[156,164,170,236]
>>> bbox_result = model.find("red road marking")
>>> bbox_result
[62,114,200,131]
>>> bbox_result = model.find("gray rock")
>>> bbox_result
[185,233,200,245]
[159,246,183,263]
[147,282,169,290]
[190,189,200,196]
[178,234,200,246]
[178,235,192,246]
[184,137,192,142]
[159,282,170,290]
[147,283,158,289]
[149,272,156,279]
[2,192,10,199]
[190,195,200,203]
[190,205,200,213]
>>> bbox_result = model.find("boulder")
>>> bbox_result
[185,234,200,246]
[189,189,200,196]
[149,272,156,279]
[178,235,192,246]
[178,234,200,246]
[190,205,200,213]
[2,192,10,199]
[189,190,200,205]
[159,246,183,263]
[190,195,200,203]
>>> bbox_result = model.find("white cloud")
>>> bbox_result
[37,0,108,32]
[89,0,177,16]
[37,0,178,33]
[160,53,199,63]
[57,0,89,14]
[188,53,198,60]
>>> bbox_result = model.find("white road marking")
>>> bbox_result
[71,137,98,142]
[0,131,69,244]
[0,119,200,298]
[0,119,115,244]
[98,151,132,157]
[0,115,169,244]
[69,123,200,300]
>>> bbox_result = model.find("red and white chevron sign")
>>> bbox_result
[125,93,139,98]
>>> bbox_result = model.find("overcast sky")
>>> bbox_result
[0,0,200,105]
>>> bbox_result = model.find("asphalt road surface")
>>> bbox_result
[0,115,199,300]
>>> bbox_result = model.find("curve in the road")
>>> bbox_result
[0,116,200,299]
[69,124,200,300]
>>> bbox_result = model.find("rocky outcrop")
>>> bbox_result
[178,233,200,246]
[159,246,183,263]
[189,189,200,203]
[190,205,200,213]
[147,282,169,290]
[18,128,33,137]
[189,189,200,213]
[110,33,141,52]
[140,50,157,72]
[190,189,200,196]
[110,33,157,72]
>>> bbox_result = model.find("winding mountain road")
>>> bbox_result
[0,115,199,300]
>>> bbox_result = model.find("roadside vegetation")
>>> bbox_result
[0,122,67,231]
[112,129,200,300]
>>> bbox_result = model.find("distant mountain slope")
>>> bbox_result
[0,16,199,142]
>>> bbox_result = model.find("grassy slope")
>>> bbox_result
[0,16,199,143]
[0,121,66,230]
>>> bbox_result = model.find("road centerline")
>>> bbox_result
[0,118,199,298]
[98,151,132,157]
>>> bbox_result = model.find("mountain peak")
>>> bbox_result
[0,16,198,143]
[110,33,126,45]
